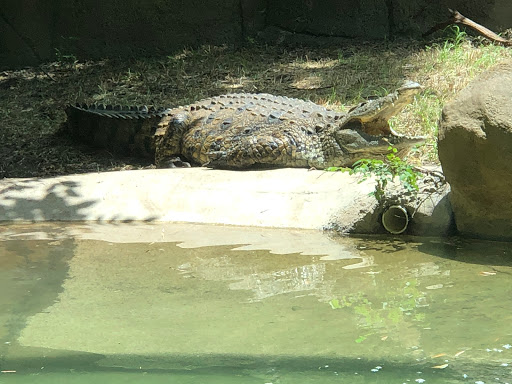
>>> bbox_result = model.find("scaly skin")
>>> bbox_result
[66,82,424,169]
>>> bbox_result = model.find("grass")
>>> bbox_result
[396,28,511,162]
[0,29,511,177]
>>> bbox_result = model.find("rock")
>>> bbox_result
[381,171,454,237]
[327,168,455,237]
[403,182,454,237]
[392,171,454,237]
[438,61,512,240]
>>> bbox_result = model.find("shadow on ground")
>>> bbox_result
[0,179,95,221]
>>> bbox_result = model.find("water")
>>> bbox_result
[1,222,511,383]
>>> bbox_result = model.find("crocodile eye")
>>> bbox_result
[243,127,252,134]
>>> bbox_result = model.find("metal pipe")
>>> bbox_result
[382,205,409,234]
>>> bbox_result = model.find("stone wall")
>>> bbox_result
[266,0,505,38]
[0,0,243,68]
[1,0,511,68]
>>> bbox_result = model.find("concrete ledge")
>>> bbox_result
[0,168,377,230]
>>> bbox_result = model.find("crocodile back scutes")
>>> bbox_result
[183,93,344,122]
[66,103,172,119]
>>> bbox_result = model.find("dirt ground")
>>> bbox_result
[0,39,503,179]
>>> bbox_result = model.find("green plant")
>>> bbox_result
[326,87,339,105]
[327,146,421,203]
[444,25,467,50]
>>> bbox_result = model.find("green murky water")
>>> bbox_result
[0,223,511,383]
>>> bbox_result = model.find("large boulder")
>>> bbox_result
[438,61,512,240]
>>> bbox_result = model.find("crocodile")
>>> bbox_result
[65,81,425,169]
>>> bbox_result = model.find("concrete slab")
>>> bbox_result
[0,168,377,230]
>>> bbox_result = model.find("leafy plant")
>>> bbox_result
[327,146,421,203]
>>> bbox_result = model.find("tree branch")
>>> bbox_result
[423,9,512,47]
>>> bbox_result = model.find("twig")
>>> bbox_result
[423,9,512,47]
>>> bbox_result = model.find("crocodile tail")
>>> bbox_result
[65,103,172,159]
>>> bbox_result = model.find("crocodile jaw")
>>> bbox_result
[327,129,426,167]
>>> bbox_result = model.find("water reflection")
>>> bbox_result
[178,258,329,302]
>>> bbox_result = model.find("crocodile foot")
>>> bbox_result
[157,156,191,168]
[203,151,229,168]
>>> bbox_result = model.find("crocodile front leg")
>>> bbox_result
[154,112,193,168]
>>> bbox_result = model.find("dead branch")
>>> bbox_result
[423,9,512,47]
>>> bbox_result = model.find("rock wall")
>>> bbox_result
[1,0,511,68]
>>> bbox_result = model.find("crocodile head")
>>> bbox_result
[341,81,423,136]
[322,81,425,167]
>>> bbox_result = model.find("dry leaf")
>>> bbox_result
[454,350,465,357]
[431,353,446,358]
[479,271,497,276]
[432,363,448,369]
[381,336,388,341]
